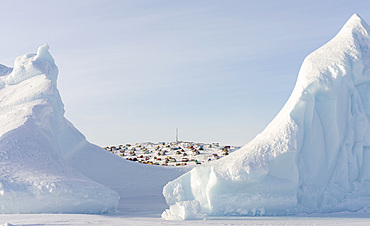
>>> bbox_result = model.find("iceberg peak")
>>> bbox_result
[337,13,370,40]
[4,45,58,86]
[35,44,55,65]
[33,44,58,82]
[345,13,368,29]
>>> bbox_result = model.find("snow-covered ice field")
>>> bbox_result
[1,194,370,225]
[1,213,370,225]
[1,195,370,225]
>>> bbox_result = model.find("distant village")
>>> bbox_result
[104,141,239,166]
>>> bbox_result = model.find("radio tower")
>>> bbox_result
[176,128,178,143]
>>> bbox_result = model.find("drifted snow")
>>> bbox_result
[0,44,187,213]
[162,14,370,218]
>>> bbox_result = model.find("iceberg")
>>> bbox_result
[0,44,119,213]
[0,44,188,213]
[162,14,370,218]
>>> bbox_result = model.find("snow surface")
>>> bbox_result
[2,213,370,225]
[0,44,188,213]
[163,14,370,219]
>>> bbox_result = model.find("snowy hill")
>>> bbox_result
[162,14,370,219]
[0,45,187,213]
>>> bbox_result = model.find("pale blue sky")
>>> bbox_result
[0,0,369,146]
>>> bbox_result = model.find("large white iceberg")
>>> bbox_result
[0,44,187,214]
[0,44,120,213]
[162,14,370,218]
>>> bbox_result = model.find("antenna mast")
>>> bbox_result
[176,128,178,142]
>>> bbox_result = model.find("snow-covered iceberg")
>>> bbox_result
[162,14,370,218]
[0,44,188,214]
[0,45,120,213]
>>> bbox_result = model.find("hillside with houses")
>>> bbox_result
[105,141,240,166]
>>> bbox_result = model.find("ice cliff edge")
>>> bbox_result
[162,14,370,219]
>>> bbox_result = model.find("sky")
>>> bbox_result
[0,0,369,146]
